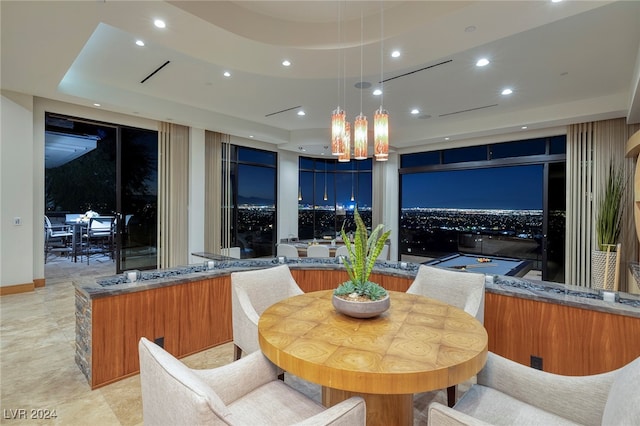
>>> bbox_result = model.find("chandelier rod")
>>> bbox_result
[359,9,364,116]
[337,2,342,109]
[380,1,384,109]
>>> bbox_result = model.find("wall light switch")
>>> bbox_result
[13,217,22,226]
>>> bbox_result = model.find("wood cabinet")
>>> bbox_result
[485,292,640,375]
[89,276,232,388]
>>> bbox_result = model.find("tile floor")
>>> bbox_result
[1,254,455,425]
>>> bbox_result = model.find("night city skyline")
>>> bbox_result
[401,165,543,210]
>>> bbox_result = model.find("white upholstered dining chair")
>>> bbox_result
[138,337,366,425]
[334,245,349,258]
[231,265,304,360]
[276,243,299,258]
[334,244,387,260]
[428,352,640,426]
[407,264,485,323]
[306,244,330,258]
[407,264,486,407]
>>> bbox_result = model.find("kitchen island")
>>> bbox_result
[75,257,640,389]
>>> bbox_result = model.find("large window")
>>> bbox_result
[400,136,566,282]
[223,145,277,258]
[298,158,372,239]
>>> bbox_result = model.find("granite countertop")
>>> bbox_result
[77,258,418,298]
[490,275,640,318]
[75,257,640,318]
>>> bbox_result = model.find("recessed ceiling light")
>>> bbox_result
[297,110,305,116]
[135,40,145,47]
[476,58,490,67]
[501,88,513,95]
[391,50,401,58]
[93,103,101,107]
[373,89,382,96]
[282,60,291,67]
[411,109,420,115]
[154,19,166,29]
[249,135,254,138]
[445,137,450,141]
[521,126,528,129]
[551,0,563,3]
[223,71,231,77]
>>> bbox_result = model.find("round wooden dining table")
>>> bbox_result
[258,290,488,426]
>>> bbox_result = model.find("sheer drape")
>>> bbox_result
[566,118,639,290]
[204,131,231,254]
[158,122,189,268]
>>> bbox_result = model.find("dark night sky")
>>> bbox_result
[401,165,543,210]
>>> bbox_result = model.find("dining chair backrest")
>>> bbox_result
[334,244,386,260]
[306,244,330,258]
[88,216,115,236]
[277,243,299,258]
[44,215,53,235]
[231,265,303,360]
[334,245,349,258]
[44,215,73,238]
[407,264,485,323]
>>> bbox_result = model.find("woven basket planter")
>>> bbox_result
[591,250,618,290]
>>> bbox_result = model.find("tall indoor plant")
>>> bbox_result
[592,163,625,290]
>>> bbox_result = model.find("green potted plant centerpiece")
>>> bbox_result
[333,208,391,318]
[592,162,626,291]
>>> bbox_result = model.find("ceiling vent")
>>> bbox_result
[381,59,452,84]
[141,60,171,84]
[439,104,498,117]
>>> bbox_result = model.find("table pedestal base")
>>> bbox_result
[322,387,413,426]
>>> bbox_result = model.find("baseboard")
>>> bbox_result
[0,282,35,296]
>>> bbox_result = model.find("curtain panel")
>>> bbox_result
[158,122,189,268]
[566,118,639,291]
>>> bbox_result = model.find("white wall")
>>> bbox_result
[375,153,400,261]
[1,92,34,287]
[277,150,299,242]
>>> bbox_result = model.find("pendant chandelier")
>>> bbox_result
[374,2,389,161]
[339,121,351,162]
[331,3,345,156]
[331,108,345,156]
[330,3,389,162]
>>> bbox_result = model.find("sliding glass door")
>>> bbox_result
[45,113,158,273]
[118,127,158,271]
